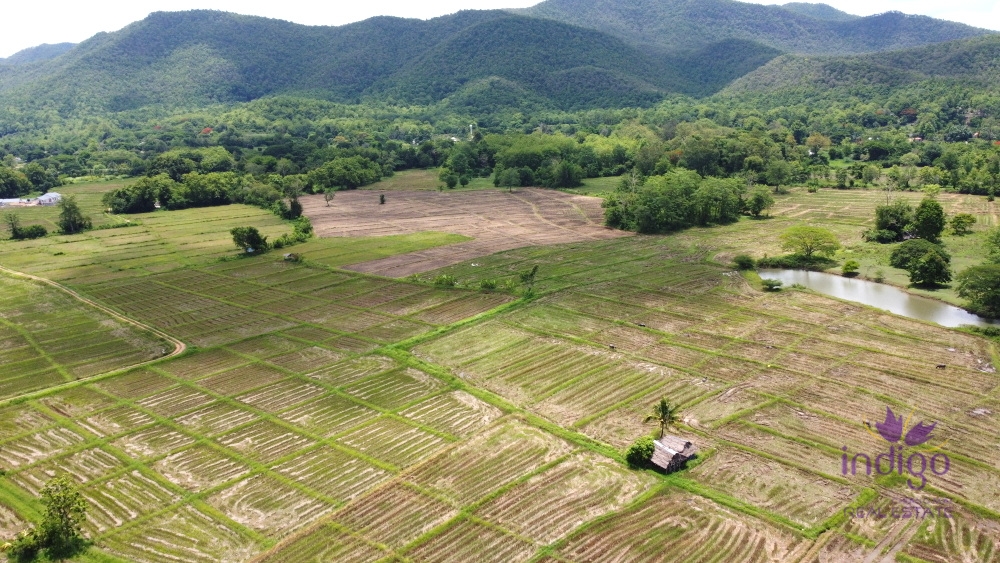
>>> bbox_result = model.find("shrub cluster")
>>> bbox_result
[624,436,655,468]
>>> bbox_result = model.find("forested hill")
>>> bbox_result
[0,43,76,65]
[779,3,857,22]
[0,3,996,124]
[517,0,994,55]
[722,34,1000,97]
[0,9,779,115]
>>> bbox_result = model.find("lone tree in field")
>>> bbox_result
[746,187,775,218]
[780,226,840,259]
[230,226,268,254]
[644,398,678,439]
[497,168,521,193]
[764,160,792,192]
[5,212,21,237]
[56,196,92,235]
[950,213,976,236]
[5,475,88,562]
[911,196,946,243]
[323,188,336,207]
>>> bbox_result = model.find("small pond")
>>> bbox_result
[757,269,998,328]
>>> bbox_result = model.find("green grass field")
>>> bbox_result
[0,180,997,562]
[668,187,998,305]
[363,169,496,192]
[0,180,127,232]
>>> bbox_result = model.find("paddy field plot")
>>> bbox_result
[78,259,514,349]
[301,187,629,277]
[417,235,1000,558]
[0,271,170,399]
[0,183,999,562]
[0,254,525,561]
[0,203,290,285]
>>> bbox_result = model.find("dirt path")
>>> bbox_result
[302,188,630,277]
[0,265,186,400]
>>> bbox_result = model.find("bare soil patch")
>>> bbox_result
[302,188,629,277]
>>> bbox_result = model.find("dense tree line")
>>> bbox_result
[602,169,751,233]
[0,162,61,198]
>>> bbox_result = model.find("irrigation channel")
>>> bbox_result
[758,269,998,328]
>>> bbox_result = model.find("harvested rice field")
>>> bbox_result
[0,184,997,562]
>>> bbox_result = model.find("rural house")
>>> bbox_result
[650,435,696,473]
[36,192,62,205]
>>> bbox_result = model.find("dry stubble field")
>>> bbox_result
[0,182,997,562]
[300,187,629,277]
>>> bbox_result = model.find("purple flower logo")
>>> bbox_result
[905,422,937,446]
[874,407,936,446]
[876,407,904,443]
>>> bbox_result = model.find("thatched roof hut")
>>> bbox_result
[650,435,696,473]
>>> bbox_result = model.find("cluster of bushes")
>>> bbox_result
[230,216,314,256]
[4,214,47,240]
[624,436,655,468]
[863,196,945,243]
[492,160,584,189]
[271,217,313,249]
[306,156,383,191]
[889,239,952,286]
[101,172,310,220]
[603,169,771,234]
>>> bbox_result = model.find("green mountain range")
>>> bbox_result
[723,34,1000,97]
[0,43,76,65]
[0,2,996,117]
[517,0,992,55]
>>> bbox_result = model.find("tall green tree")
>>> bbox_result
[956,265,1000,318]
[56,196,92,235]
[0,166,31,199]
[889,239,950,271]
[872,200,914,242]
[746,187,774,218]
[644,398,678,439]
[911,197,946,243]
[764,159,792,191]
[230,226,268,254]
[950,213,976,236]
[549,161,583,189]
[780,226,840,259]
[496,168,521,193]
[909,251,952,287]
[985,227,1000,263]
[5,475,88,562]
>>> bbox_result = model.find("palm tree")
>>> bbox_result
[644,398,678,439]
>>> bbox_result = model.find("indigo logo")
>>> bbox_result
[842,406,950,490]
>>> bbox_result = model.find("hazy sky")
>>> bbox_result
[2,0,998,59]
